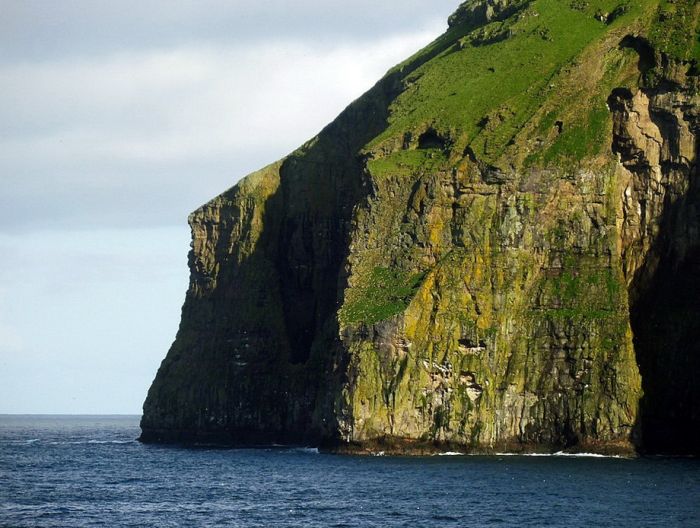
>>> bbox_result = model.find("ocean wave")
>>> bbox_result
[551,451,624,459]
[87,439,135,445]
[292,447,319,454]
[268,445,319,454]
[492,451,624,459]
[436,451,465,456]
[47,439,135,445]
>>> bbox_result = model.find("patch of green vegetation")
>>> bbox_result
[537,110,560,135]
[368,148,448,178]
[524,26,646,167]
[540,253,626,322]
[365,0,647,171]
[696,24,700,67]
[340,267,426,325]
[541,102,611,164]
[648,0,700,62]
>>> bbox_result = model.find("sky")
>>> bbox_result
[0,0,459,414]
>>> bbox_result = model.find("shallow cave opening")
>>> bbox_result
[607,87,633,110]
[458,338,486,349]
[417,129,447,150]
[618,35,656,75]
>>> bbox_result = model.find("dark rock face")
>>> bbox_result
[615,78,700,454]
[141,0,699,455]
[140,71,400,445]
[447,0,530,29]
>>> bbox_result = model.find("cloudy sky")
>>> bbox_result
[0,0,458,414]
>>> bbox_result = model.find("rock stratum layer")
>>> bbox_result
[141,0,699,455]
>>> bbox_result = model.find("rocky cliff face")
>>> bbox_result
[141,0,699,455]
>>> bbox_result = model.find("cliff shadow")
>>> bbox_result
[141,18,521,447]
[627,127,700,456]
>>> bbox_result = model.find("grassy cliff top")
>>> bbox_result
[217,0,698,208]
[354,0,698,172]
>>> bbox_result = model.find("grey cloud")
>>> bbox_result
[2,0,458,62]
[1,1,455,233]
[0,152,272,231]
[0,1,469,413]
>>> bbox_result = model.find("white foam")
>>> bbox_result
[292,447,319,454]
[86,439,134,444]
[48,439,134,445]
[492,451,624,459]
[551,451,623,459]
[437,451,465,456]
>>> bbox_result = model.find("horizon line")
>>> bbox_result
[0,413,142,416]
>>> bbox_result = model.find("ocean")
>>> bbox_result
[1,415,698,527]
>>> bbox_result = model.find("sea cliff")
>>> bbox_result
[141,0,699,455]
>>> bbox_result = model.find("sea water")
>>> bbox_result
[1,415,698,527]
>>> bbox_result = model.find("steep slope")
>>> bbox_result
[141,0,699,455]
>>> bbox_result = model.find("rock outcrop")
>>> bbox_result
[141,0,699,455]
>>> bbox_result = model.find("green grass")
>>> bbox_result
[540,101,611,164]
[365,0,649,173]
[340,267,426,325]
[356,0,698,180]
[367,148,448,178]
[540,253,625,321]
[648,0,700,62]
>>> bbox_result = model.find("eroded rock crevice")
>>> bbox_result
[609,67,699,454]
